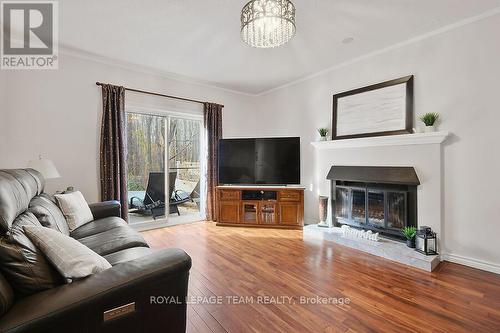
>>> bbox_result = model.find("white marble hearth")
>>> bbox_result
[304,225,440,272]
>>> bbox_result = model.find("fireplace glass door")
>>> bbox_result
[386,192,406,230]
[351,188,366,224]
[368,190,385,227]
[335,187,349,222]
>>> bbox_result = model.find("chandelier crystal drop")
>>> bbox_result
[240,0,296,48]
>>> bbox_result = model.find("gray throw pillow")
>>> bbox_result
[54,191,94,231]
[23,226,112,283]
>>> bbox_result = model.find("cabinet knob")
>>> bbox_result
[260,190,264,194]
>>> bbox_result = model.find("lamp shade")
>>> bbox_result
[27,156,60,179]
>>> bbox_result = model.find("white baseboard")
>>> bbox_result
[441,253,500,275]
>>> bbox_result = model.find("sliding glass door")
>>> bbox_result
[126,110,203,227]
[167,116,202,223]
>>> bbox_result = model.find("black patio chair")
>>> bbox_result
[129,172,166,219]
[129,171,192,219]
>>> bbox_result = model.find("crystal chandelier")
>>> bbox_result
[241,0,296,48]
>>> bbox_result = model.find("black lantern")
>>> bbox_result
[415,226,437,255]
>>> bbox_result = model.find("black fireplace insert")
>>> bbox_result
[328,166,420,241]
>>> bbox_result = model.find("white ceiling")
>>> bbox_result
[60,0,500,94]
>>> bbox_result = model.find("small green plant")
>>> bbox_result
[401,226,417,240]
[318,128,329,137]
[419,112,440,126]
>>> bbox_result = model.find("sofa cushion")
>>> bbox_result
[24,226,112,283]
[70,216,127,239]
[0,169,44,233]
[29,193,70,235]
[54,191,94,231]
[0,273,13,318]
[103,247,153,266]
[76,226,149,256]
[0,212,63,296]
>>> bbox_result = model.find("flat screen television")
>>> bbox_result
[218,137,300,185]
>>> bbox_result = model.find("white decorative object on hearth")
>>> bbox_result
[341,225,379,242]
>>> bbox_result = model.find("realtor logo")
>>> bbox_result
[1,1,58,69]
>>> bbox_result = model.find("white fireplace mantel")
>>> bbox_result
[311,131,449,150]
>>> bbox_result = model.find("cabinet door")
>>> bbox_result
[219,201,240,223]
[241,202,259,224]
[260,202,277,225]
[279,202,301,225]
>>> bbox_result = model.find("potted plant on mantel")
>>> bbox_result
[401,226,417,248]
[318,128,329,141]
[419,112,440,132]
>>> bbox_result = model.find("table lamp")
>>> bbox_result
[27,155,61,179]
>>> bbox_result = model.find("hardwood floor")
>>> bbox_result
[142,222,500,333]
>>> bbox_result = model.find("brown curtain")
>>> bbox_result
[99,84,128,220]
[204,102,223,221]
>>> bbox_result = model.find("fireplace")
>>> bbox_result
[328,166,420,241]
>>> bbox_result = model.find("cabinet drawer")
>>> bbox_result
[219,190,240,201]
[279,190,301,202]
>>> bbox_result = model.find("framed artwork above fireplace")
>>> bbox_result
[332,75,414,140]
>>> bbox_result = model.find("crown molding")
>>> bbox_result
[256,6,500,96]
[58,45,255,97]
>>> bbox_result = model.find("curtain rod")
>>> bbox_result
[95,82,223,107]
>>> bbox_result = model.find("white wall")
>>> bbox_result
[253,14,500,271]
[0,54,256,201]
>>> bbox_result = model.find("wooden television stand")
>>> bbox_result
[216,185,304,229]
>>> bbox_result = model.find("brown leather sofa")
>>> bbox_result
[0,169,191,333]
